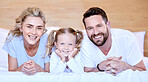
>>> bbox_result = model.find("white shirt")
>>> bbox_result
[2,33,50,69]
[50,51,84,73]
[81,28,143,68]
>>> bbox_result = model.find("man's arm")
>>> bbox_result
[84,57,146,74]
[84,67,99,72]
[105,59,146,75]
[84,60,109,72]
[127,60,146,71]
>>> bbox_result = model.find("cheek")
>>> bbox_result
[87,31,93,37]
[22,30,28,36]
[70,46,75,51]
[56,45,63,50]
[37,31,44,36]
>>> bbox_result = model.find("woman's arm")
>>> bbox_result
[21,60,49,75]
[8,54,23,71]
[44,62,50,72]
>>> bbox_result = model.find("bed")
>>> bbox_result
[0,27,148,82]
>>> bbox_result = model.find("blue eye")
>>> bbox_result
[68,43,73,46]
[87,27,93,30]
[60,43,64,45]
[27,26,32,28]
[96,25,102,27]
[37,27,42,30]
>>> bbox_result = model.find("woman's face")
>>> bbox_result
[20,16,45,46]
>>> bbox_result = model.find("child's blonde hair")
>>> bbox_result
[46,27,83,56]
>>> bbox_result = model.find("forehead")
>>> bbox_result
[57,33,76,41]
[84,15,105,26]
[23,16,44,25]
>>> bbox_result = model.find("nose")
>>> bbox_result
[64,45,68,50]
[94,27,99,35]
[31,28,36,34]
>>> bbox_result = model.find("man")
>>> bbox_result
[81,7,146,75]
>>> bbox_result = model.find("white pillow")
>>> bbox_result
[0,28,9,71]
[133,31,146,56]
[46,27,60,34]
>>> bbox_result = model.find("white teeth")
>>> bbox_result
[63,49,69,52]
[62,49,69,53]
[94,35,102,39]
[29,35,37,39]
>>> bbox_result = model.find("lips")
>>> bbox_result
[94,35,102,39]
[28,35,37,39]
[62,49,70,56]
[62,49,69,54]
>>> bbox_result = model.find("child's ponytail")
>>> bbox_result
[45,30,57,56]
[76,30,83,50]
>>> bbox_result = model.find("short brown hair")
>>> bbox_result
[82,7,108,27]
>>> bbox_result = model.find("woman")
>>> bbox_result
[2,7,50,75]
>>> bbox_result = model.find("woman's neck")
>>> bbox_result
[24,40,40,57]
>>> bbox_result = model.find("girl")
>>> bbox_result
[46,27,83,73]
[2,7,50,75]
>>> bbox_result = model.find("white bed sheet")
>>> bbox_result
[0,69,148,82]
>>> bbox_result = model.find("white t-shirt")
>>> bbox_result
[2,33,50,69]
[81,28,143,68]
[50,51,84,73]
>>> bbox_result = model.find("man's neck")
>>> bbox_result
[98,33,112,56]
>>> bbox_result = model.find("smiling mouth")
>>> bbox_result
[28,35,37,39]
[94,35,102,39]
[62,49,70,54]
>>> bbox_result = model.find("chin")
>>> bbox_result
[28,41,38,45]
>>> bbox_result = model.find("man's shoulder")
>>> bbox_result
[81,30,93,46]
[81,31,98,51]
[111,28,132,34]
[111,28,134,37]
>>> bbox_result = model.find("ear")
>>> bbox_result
[43,28,47,34]
[107,21,111,30]
[76,43,78,47]
[75,43,79,49]
[19,27,23,32]
[54,42,57,48]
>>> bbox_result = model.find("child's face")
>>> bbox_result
[55,33,76,56]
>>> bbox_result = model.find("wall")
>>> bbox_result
[0,0,148,56]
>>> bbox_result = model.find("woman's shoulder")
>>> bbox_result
[5,34,23,44]
[40,33,48,41]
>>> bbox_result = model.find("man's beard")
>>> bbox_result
[88,29,109,47]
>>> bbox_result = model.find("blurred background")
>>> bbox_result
[0,0,148,56]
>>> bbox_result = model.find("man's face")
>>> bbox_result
[84,15,109,46]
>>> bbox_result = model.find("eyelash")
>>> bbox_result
[68,44,72,45]
[37,27,42,30]
[87,27,93,30]
[27,26,32,28]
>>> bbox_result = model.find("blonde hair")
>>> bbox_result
[46,27,83,56]
[6,7,46,41]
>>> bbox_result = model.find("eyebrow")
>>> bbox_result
[86,23,103,28]
[86,26,93,28]
[26,24,43,27]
